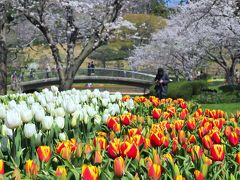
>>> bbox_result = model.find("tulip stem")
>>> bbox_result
[12,129,16,159]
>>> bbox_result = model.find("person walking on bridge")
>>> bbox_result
[154,68,169,99]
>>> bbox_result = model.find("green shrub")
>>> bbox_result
[219,85,240,93]
[150,80,208,100]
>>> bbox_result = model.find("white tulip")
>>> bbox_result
[101,91,110,99]
[42,116,53,130]
[20,108,34,123]
[54,107,65,117]
[63,98,76,114]
[93,89,101,98]
[2,125,13,137]
[110,95,117,102]
[51,85,59,92]
[35,108,45,122]
[5,109,22,129]
[45,91,54,103]
[127,99,134,110]
[59,132,67,141]
[86,106,96,117]
[24,123,37,138]
[27,96,35,104]
[55,116,65,129]
[102,113,110,123]
[84,114,89,124]
[115,92,122,100]
[94,115,101,124]
[8,100,17,109]
[34,131,42,146]
[0,104,6,119]
[101,98,109,107]
[92,98,98,105]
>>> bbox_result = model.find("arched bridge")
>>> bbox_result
[8,68,156,92]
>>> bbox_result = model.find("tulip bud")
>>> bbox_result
[42,116,53,130]
[194,170,204,180]
[94,151,102,164]
[24,123,37,138]
[37,146,51,162]
[5,109,22,129]
[56,166,67,177]
[148,163,162,180]
[55,117,65,129]
[35,108,45,122]
[235,152,240,165]
[114,156,125,177]
[25,160,39,176]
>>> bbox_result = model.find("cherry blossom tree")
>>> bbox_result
[10,0,128,90]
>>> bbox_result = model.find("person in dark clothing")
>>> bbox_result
[90,61,95,75]
[154,68,169,99]
[87,62,91,76]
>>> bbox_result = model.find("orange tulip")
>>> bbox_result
[178,130,186,145]
[81,164,98,180]
[202,135,213,150]
[187,119,196,131]
[228,132,239,146]
[85,144,93,157]
[210,144,225,161]
[194,170,204,180]
[113,156,125,177]
[235,152,240,164]
[56,166,67,177]
[152,108,161,119]
[0,160,4,175]
[37,146,51,162]
[60,146,72,160]
[25,160,39,176]
[120,113,132,126]
[148,163,162,180]
[94,151,102,164]
[120,141,138,159]
[94,136,107,150]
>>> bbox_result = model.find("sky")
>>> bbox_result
[167,0,181,7]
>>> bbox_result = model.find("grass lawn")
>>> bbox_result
[201,103,240,115]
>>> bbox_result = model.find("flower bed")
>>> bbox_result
[0,86,239,179]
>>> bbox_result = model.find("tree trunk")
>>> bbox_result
[59,77,74,91]
[0,32,7,95]
[225,68,235,85]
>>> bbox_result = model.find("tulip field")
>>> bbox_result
[0,86,239,179]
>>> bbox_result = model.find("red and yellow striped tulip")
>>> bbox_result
[178,130,186,145]
[153,150,161,165]
[94,136,107,150]
[113,123,121,133]
[202,135,213,150]
[134,96,147,103]
[189,135,196,144]
[81,164,98,180]
[191,145,203,162]
[180,101,187,109]
[228,132,238,146]
[194,170,204,180]
[198,126,209,139]
[107,116,119,129]
[148,163,162,180]
[108,139,120,159]
[60,146,72,160]
[172,138,178,154]
[145,157,153,170]
[150,131,163,147]
[179,109,188,120]
[235,152,240,165]
[37,146,51,162]
[161,136,169,148]
[202,154,212,165]
[212,118,225,129]
[0,160,4,175]
[167,106,176,117]
[132,134,145,146]
[174,120,184,131]
[120,141,138,159]
[163,153,174,163]
[152,108,161,119]
[187,119,196,131]
[211,131,221,144]
[25,160,39,176]
[56,166,67,177]
[113,156,125,177]
[120,113,132,126]
[122,95,130,102]
[128,128,141,137]
[210,144,225,161]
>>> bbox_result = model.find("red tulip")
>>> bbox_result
[202,135,213,150]
[228,132,238,146]
[37,146,51,162]
[108,139,120,159]
[0,160,4,175]
[194,170,204,180]
[210,144,225,161]
[81,164,98,180]
[235,152,240,164]
[180,101,187,109]
[113,156,125,177]
[25,160,39,176]
[120,141,138,159]
[187,119,196,131]
[148,163,162,180]
[56,166,67,177]
[94,136,107,150]
[152,108,161,119]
